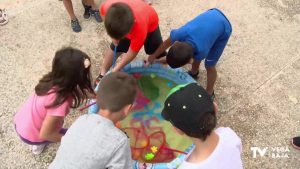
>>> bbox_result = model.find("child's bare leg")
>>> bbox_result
[83,0,97,10]
[63,0,76,20]
[206,66,217,95]
[100,49,118,76]
[100,49,114,76]
[191,60,201,74]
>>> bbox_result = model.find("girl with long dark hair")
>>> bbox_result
[14,47,94,154]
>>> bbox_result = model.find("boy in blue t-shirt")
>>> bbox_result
[148,8,232,98]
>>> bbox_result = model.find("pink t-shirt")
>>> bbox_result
[14,91,73,142]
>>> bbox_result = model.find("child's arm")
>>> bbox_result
[112,49,138,72]
[158,57,167,64]
[148,37,172,63]
[39,115,65,142]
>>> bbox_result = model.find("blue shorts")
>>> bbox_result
[205,8,232,67]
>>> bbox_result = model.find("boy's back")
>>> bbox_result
[178,127,242,169]
[49,114,132,169]
[170,8,232,60]
[100,0,159,52]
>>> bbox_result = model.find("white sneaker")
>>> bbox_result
[32,144,46,155]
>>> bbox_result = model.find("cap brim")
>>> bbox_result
[161,107,169,121]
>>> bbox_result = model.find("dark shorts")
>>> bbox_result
[110,26,166,58]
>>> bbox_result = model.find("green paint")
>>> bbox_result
[145,153,155,161]
[150,73,156,78]
[122,75,192,162]
[137,76,159,101]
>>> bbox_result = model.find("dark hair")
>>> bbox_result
[104,3,134,39]
[164,109,216,141]
[187,111,216,141]
[167,42,194,68]
[97,72,137,112]
[35,47,94,108]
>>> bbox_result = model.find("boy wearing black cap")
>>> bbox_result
[162,83,243,169]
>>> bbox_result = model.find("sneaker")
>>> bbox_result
[90,9,102,23]
[187,70,199,80]
[291,136,300,150]
[71,19,82,32]
[0,9,9,26]
[32,144,46,155]
[82,1,91,20]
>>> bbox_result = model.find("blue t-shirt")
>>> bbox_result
[170,9,230,61]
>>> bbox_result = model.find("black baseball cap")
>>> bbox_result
[162,83,215,138]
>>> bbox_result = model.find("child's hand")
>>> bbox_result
[144,60,151,67]
[147,54,156,64]
[112,39,120,46]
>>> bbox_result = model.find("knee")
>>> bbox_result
[205,66,216,72]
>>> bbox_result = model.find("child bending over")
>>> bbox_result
[49,72,137,169]
[148,9,232,99]
[161,83,243,169]
[95,0,166,85]
[14,47,94,154]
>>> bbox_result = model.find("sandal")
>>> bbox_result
[82,1,91,20]
[0,9,9,26]
[90,9,102,23]
[71,18,82,32]
[188,70,199,79]
[94,74,103,87]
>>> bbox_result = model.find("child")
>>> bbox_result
[49,72,137,169]
[14,47,94,155]
[62,0,101,32]
[95,0,166,84]
[148,8,232,99]
[161,83,243,169]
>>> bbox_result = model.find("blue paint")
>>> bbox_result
[133,102,163,120]
[167,82,174,88]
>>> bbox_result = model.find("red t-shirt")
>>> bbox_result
[100,0,159,52]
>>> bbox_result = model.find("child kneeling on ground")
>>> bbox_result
[49,72,137,169]
[161,83,243,169]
